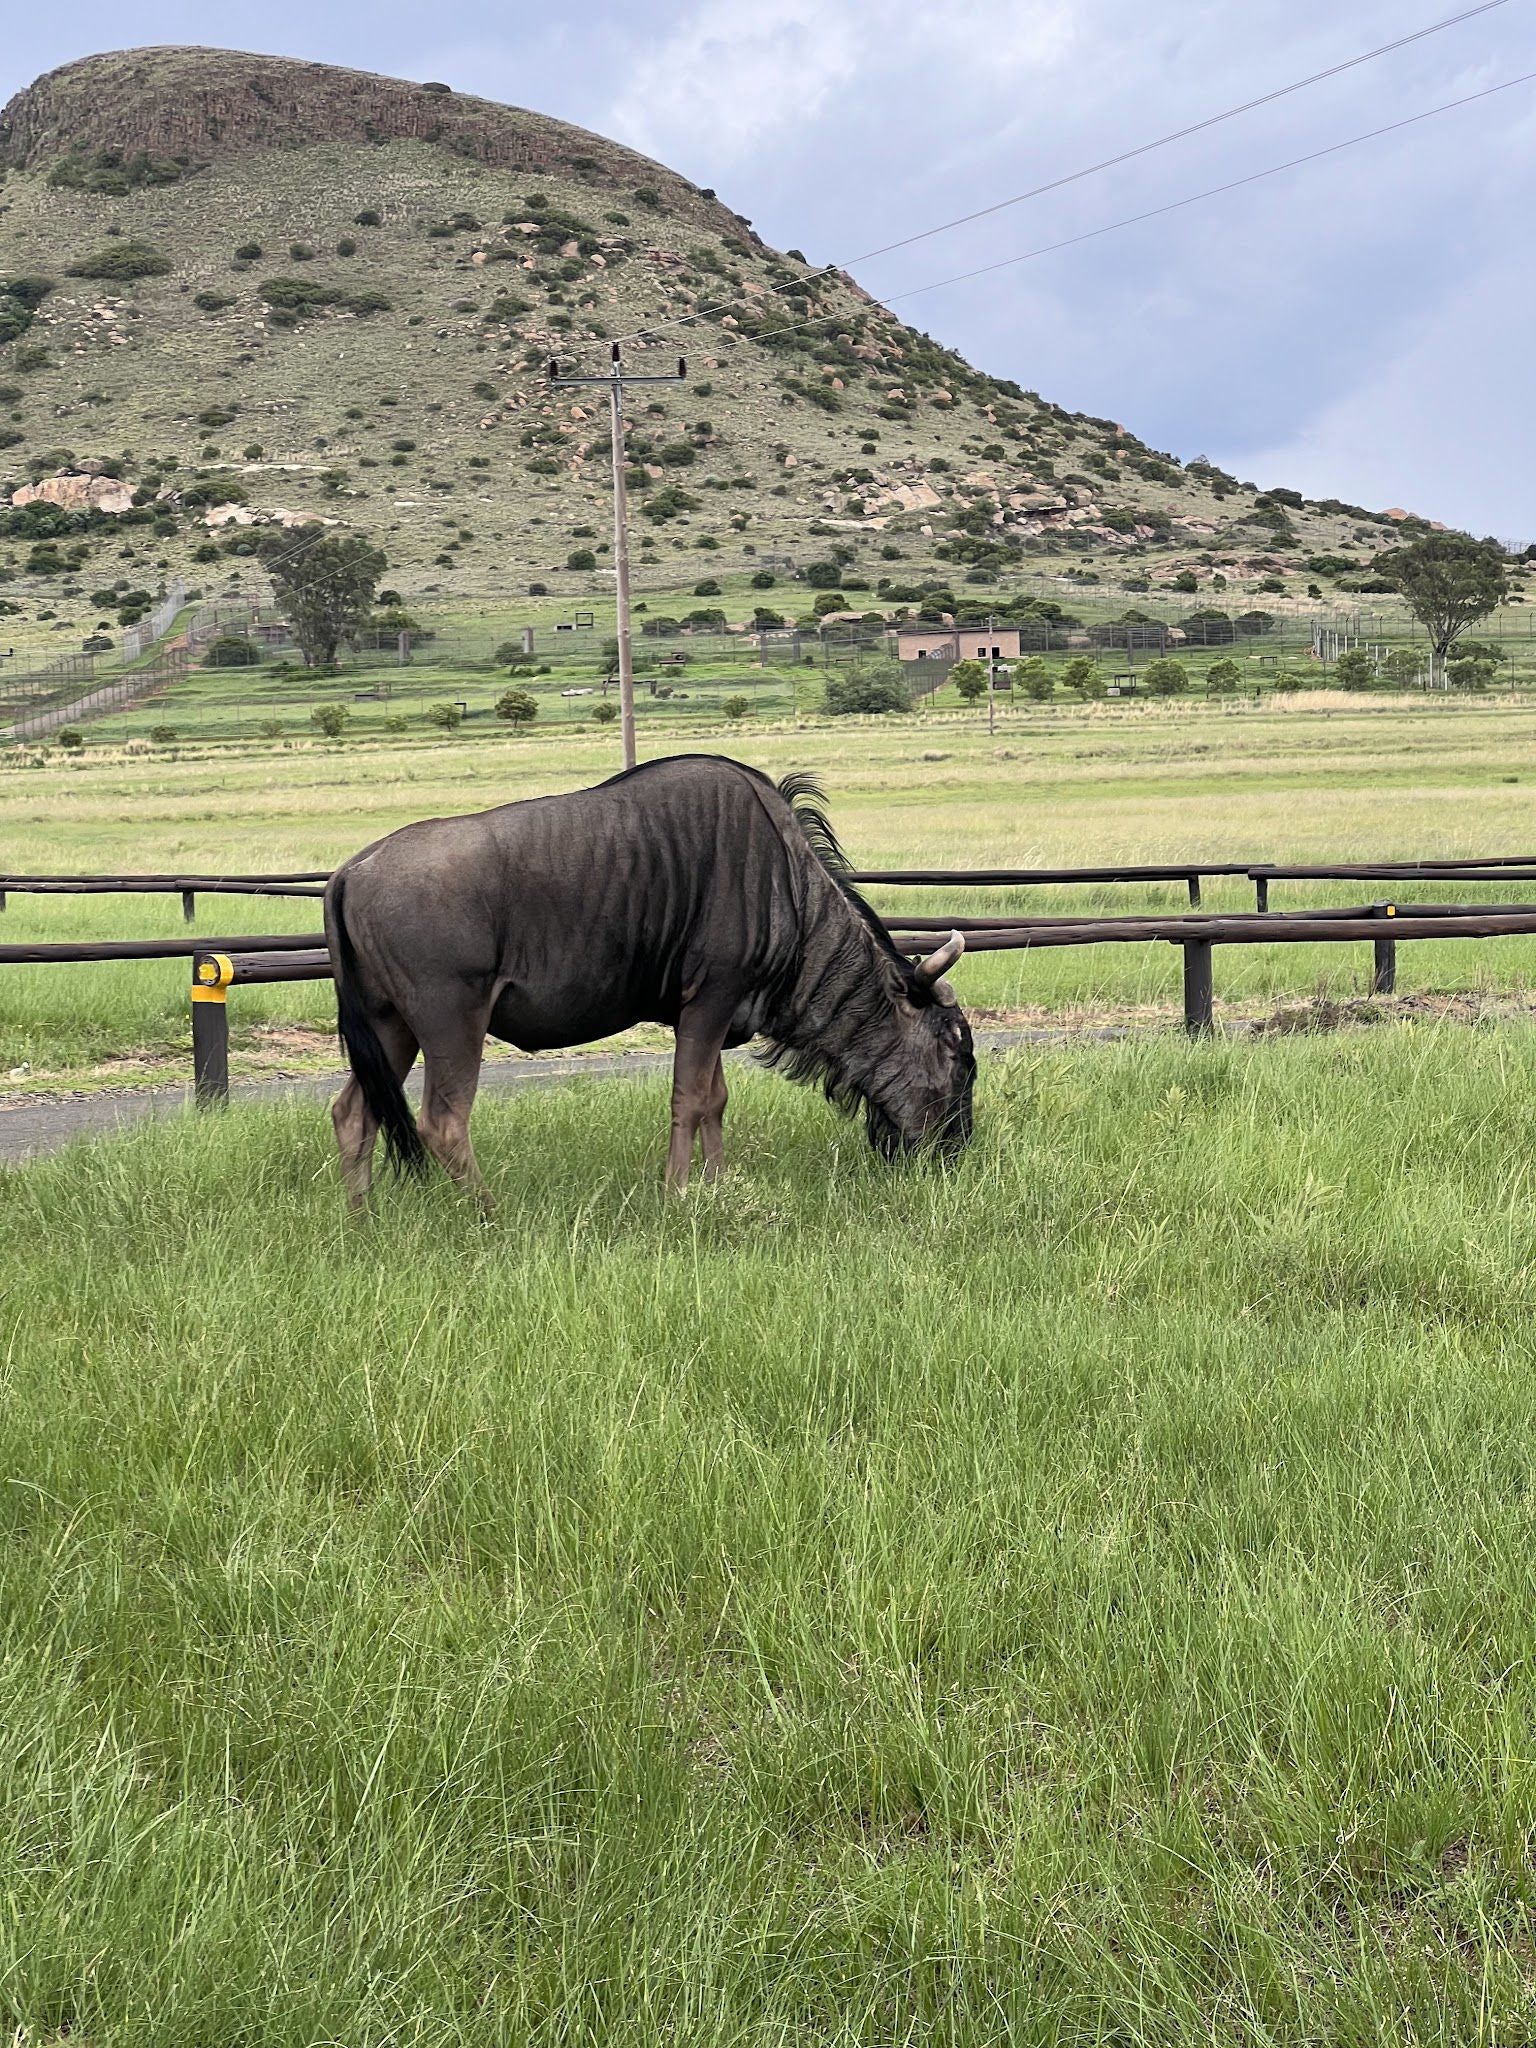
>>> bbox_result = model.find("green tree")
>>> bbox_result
[1447,652,1497,692]
[495,688,538,725]
[1372,533,1511,685]
[1016,656,1054,702]
[1061,655,1103,699]
[1143,657,1189,696]
[722,695,751,721]
[592,702,619,724]
[825,662,911,716]
[1205,658,1242,696]
[426,701,462,729]
[949,658,987,702]
[260,527,386,668]
[1334,648,1375,691]
[309,703,349,738]
[203,634,260,669]
[1384,647,1423,689]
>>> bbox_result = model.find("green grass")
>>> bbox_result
[4,1031,1536,2040]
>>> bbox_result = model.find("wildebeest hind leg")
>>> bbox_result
[332,1012,419,1211]
[417,1021,494,1213]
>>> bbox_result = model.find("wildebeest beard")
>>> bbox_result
[758,855,975,1161]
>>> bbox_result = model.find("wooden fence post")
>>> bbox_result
[1371,903,1397,995]
[1186,874,1202,908]
[181,888,196,923]
[191,952,233,1106]
[1254,874,1270,913]
[1183,939,1214,1036]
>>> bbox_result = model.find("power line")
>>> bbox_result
[598,0,1515,355]
[684,67,1536,360]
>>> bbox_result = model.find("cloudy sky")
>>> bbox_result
[5,1,1534,537]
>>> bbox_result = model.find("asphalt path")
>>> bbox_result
[0,1029,1111,1165]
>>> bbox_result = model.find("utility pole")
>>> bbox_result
[549,343,686,770]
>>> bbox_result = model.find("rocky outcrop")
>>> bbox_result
[10,472,134,514]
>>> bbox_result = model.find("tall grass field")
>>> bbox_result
[4,1032,1536,2042]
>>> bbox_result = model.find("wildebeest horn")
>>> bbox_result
[914,930,965,983]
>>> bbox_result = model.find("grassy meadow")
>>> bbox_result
[6,689,1536,1089]
[6,1032,1536,2040]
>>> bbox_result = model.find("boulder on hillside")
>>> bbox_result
[11,473,134,515]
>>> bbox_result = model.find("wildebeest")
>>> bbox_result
[323,754,975,1204]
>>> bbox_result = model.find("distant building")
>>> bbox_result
[895,620,1024,664]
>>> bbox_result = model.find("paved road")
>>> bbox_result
[0,1030,1110,1165]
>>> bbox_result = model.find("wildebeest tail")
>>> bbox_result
[327,868,426,1176]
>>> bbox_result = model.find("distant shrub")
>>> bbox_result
[353,210,382,227]
[336,238,357,257]
[592,701,619,723]
[1334,648,1376,691]
[204,634,260,668]
[750,569,776,589]
[722,695,751,721]
[426,701,462,729]
[66,242,172,280]
[54,729,84,750]
[528,581,548,596]
[309,703,350,737]
[196,405,237,427]
[495,687,538,725]
[633,185,662,208]
[192,290,234,312]
[256,718,285,738]
[81,633,113,653]
[566,548,596,571]
[289,242,316,262]
[233,241,262,261]
[1206,657,1242,696]
[692,578,722,597]
[149,723,177,743]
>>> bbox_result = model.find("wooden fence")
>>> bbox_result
[10,861,1536,1106]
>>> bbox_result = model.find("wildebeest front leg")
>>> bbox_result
[667,1021,730,1189]
[331,1012,418,1211]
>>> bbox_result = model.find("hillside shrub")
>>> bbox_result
[1017,656,1054,701]
[592,702,619,724]
[353,210,382,228]
[54,729,84,750]
[66,242,172,280]
[950,660,987,702]
[723,696,751,721]
[1334,648,1375,691]
[1206,657,1242,696]
[309,704,350,738]
[149,724,177,744]
[566,549,596,571]
[336,239,357,258]
[426,701,462,729]
[289,243,316,262]
[233,242,262,260]
[750,570,776,589]
[193,291,234,312]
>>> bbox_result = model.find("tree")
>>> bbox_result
[1372,533,1510,685]
[592,702,619,724]
[1384,647,1423,689]
[1334,648,1375,691]
[426,701,462,729]
[1143,657,1189,696]
[495,688,538,725]
[309,703,349,738]
[949,658,987,702]
[260,527,385,668]
[825,662,911,716]
[1205,657,1242,696]
[1061,656,1103,699]
[203,633,260,668]
[1016,656,1053,702]
[722,695,751,721]
[1447,652,1497,692]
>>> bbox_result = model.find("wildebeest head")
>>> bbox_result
[866,931,977,1162]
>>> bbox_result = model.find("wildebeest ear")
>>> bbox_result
[932,979,959,1008]
[913,930,964,985]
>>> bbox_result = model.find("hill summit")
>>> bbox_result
[0,47,1423,650]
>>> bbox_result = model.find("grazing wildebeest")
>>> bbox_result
[323,754,974,1205]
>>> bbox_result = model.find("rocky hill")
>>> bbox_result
[0,46,1432,652]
